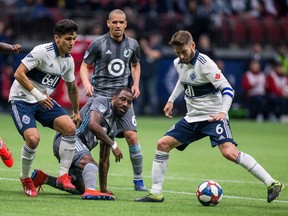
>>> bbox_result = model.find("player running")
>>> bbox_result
[135,30,284,203]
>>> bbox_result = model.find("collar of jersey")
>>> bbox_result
[178,50,199,65]
[53,42,70,58]
[190,50,199,65]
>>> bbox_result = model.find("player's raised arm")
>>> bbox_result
[0,42,22,54]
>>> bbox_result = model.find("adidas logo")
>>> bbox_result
[105,50,112,55]
[219,135,226,140]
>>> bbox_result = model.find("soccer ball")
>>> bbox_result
[196,180,223,206]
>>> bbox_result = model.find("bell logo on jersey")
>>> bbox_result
[42,74,60,88]
[215,73,221,80]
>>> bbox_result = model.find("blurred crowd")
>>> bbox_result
[241,42,288,122]
[0,0,288,121]
[1,0,288,44]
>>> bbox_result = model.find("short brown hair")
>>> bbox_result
[169,30,193,46]
[54,19,79,36]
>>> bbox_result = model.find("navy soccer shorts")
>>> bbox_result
[9,100,67,135]
[165,118,237,151]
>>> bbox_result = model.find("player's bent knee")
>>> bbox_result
[25,134,40,148]
[157,140,170,152]
[221,149,238,161]
[63,123,77,136]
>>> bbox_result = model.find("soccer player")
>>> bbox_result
[0,42,22,167]
[31,87,133,200]
[8,19,81,197]
[135,30,284,203]
[79,9,147,191]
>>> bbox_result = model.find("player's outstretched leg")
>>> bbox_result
[31,169,82,195]
[267,181,285,203]
[0,137,14,167]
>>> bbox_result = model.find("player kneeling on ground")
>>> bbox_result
[32,87,132,200]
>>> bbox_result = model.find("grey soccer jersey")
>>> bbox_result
[9,42,75,103]
[83,33,140,98]
[75,96,118,151]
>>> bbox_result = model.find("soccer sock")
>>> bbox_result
[129,144,143,180]
[58,135,75,176]
[151,150,169,195]
[82,163,98,190]
[20,144,36,179]
[236,152,274,186]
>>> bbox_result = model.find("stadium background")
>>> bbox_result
[0,0,287,117]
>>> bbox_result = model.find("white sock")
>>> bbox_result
[20,144,36,179]
[236,152,274,186]
[151,150,169,195]
[58,135,75,176]
[82,163,98,190]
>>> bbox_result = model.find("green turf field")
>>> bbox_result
[0,113,287,216]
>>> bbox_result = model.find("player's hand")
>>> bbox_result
[209,112,226,122]
[112,147,123,162]
[82,81,94,97]
[163,101,173,118]
[71,113,82,128]
[131,85,140,98]
[39,96,54,109]
[11,44,22,54]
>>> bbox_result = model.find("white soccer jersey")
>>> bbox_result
[9,42,75,103]
[169,51,234,123]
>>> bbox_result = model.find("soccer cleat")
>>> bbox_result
[20,177,38,197]
[267,181,285,203]
[0,137,14,168]
[57,173,76,191]
[134,192,164,202]
[82,189,115,201]
[134,179,148,191]
[31,169,48,191]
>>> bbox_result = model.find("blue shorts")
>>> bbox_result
[9,100,67,135]
[165,118,237,151]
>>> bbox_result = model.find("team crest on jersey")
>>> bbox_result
[98,103,107,113]
[215,73,221,80]
[124,48,131,58]
[190,71,196,80]
[22,115,31,125]
[62,63,67,72]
